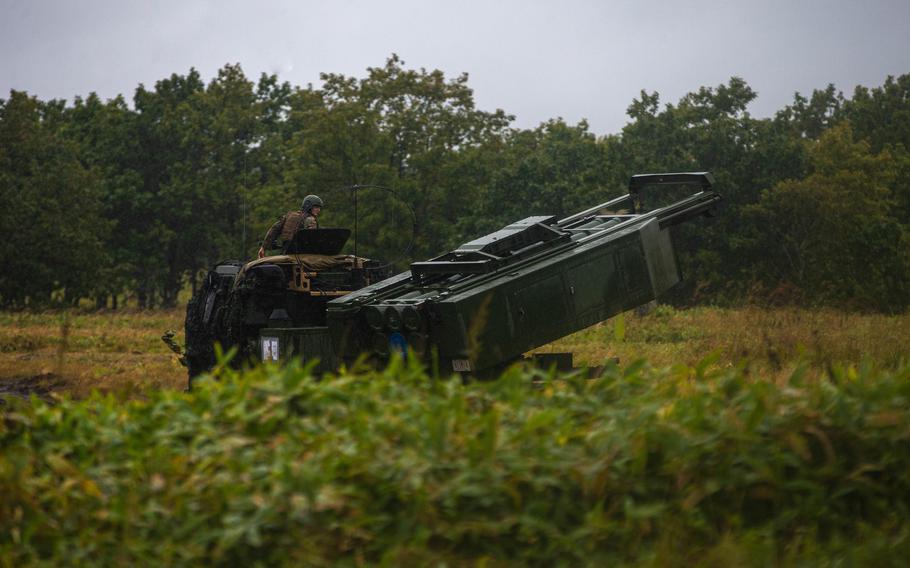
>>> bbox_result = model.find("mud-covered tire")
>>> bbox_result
[223,289,260,369]
[184,260,243,389]
[185,293,215,389]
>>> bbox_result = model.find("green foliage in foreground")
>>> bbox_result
[2,358,910,566]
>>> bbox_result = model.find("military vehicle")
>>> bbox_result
[185,172,719,385]
[183,228,390,381]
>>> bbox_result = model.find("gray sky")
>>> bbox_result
[2,0,909,135]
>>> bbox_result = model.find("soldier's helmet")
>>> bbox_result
[301,195,324,213]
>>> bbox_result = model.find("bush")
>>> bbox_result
[2,356,910,565]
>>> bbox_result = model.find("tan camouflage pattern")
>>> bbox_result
[262,211,318,248]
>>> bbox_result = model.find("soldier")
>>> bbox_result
[258,194,323,258]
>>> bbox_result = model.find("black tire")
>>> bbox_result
[185,292,215,389]
[184,261,243,389]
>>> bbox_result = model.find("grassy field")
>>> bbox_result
[545,304,910,375]
[0,310,186,398]
[2,306,909,565]
[0,305,907,398]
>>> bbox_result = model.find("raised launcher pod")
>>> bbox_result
[326,172,720,375]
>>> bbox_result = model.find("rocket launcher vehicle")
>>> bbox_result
[324,172,720,375]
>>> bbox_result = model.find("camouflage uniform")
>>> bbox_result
[261,195,322,250]
[261,211,312,249]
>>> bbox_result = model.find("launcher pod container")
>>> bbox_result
[188,172,719,384]
[323,172,720,375]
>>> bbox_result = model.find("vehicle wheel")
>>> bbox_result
[185,292,215,388]
[224,289,259,369]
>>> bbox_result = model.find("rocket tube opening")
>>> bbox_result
[401,305,421,331]
[364,306,384,330]
[384,306,402,330]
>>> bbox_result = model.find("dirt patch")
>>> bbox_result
[0,373,67,404]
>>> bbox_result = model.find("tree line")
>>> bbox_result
[1,56,908,311]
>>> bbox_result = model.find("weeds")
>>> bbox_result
[0,310,185,397]
[2,357,909,565]
[541,306,910,380]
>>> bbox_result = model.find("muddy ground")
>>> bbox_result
[0,373,66,404]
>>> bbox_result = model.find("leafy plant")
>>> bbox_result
[2,355,909,565]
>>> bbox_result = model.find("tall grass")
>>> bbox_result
[543,305,910,377]
[0,310,185,396]
[1,306,906,399]
[2,356,909,565]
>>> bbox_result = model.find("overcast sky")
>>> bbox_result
[2,0,909,135]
